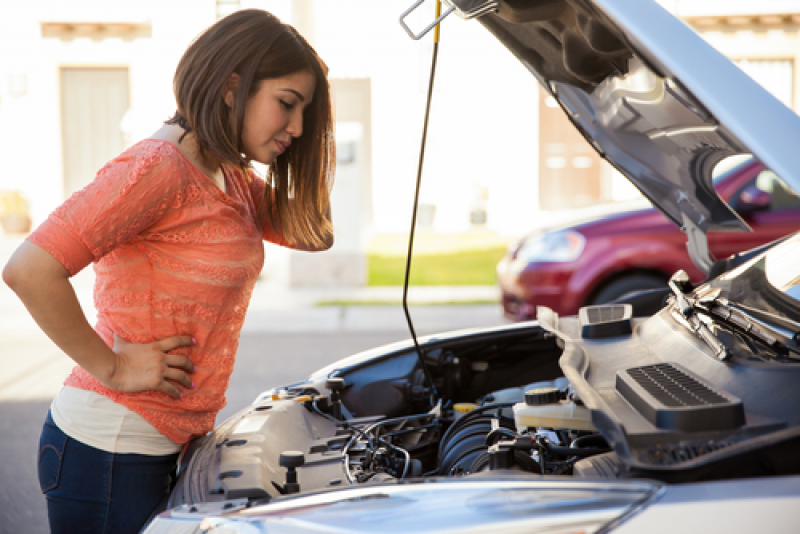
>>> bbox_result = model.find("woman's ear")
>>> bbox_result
[224,73,241,108]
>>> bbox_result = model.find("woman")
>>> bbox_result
[2,9,334,533]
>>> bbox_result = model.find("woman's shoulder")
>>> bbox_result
[116,138,184,166]
[100,139,191,183]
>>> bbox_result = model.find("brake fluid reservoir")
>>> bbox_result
[513,387,595,432]
[453,403,479,417]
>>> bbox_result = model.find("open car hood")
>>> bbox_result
[445,0,800,273]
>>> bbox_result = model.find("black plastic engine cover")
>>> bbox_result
[538,305,800,480]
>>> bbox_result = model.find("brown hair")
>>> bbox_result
[167,9,334,248]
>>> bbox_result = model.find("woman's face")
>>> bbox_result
[237,70,316,165]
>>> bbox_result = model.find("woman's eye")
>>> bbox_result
[280,100,295,111]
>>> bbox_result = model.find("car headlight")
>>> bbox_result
[516,230,586,263]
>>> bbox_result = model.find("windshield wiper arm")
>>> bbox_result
[668,271,730,361]
[698,294,800,357]
[721,300,800,341]
[670,270,800,360]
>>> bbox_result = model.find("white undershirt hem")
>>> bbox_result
[50,386,182,455]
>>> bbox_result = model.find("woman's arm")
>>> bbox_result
[2,241,195,399]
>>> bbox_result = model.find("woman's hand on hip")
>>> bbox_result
[110,333,197,399]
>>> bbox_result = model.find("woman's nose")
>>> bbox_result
[286,110,303,138]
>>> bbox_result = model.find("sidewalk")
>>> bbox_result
[243,281,505,333]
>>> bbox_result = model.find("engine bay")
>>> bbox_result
[170,298,800,507]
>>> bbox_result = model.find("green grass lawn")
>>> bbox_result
[367,232,510,286]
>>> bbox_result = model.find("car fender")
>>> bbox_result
[567,236,694,301]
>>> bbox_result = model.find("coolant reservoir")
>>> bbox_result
[513,387,596,432]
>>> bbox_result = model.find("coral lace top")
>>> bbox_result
[28,139,288,444]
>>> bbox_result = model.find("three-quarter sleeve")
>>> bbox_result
[28,143,191,276]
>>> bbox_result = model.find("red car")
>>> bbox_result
[497,157,800,320]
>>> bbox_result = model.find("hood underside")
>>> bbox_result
[448,0,800,273]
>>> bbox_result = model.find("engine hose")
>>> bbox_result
[546,440,611,458]
[439,421,494,475]
[439,415,506,463]
[571,434,609,450]
[485,427,517,447]
[468,450,541,474]
[468,452,491,473]
[437,403,516,459]
[438,413,517,475]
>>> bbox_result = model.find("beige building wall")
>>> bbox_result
[0,0,221,227]
[687,16,800,111]
[4,1,800,241]
[1,1,539,240]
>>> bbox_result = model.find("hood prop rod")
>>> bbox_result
[402,0,445,401]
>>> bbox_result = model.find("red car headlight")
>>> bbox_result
[516,230,586,263]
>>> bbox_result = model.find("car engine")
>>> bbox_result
[170,278,800,508]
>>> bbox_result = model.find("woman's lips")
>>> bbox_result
[274,140,289,154]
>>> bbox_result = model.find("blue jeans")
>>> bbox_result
[38,411,179,534]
